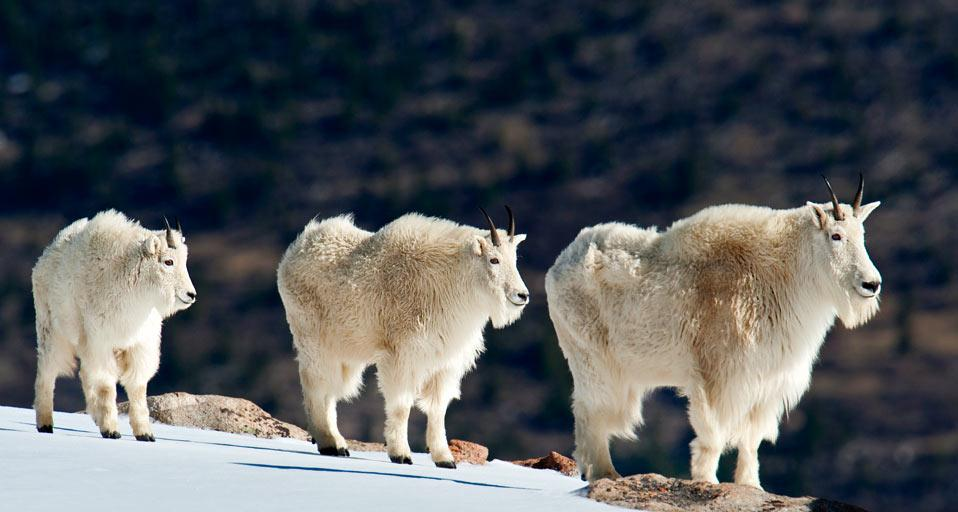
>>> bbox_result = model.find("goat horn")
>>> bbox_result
[504,205,515,241]
[821,175,845,221]
[163,216,177,247]
[479,207,501,247]
[175,217,183,234]
[852,173,864,216]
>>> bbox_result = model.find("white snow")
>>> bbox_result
[0,406,619,511]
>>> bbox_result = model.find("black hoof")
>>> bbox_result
[581,473,587,482]
[101,430,121,439]
[135,433,156,442]
[390,455,413,465]
[37,425,53,434]
[319,446,350,457]
[435,460,457,469]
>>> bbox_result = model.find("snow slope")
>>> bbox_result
[0,406,619,511]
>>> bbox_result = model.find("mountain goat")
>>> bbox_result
[545,176,882,487]
[277,208,529,468]
[33,210,196,441]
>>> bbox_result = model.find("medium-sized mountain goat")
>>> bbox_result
[545,176,882,487]
[33,210,196,440]
[278,208,529,468]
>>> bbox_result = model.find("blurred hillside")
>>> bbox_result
[1,1,957,510]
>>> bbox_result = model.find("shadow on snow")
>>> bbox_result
[234,462,538,490]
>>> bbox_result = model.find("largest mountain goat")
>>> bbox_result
[546,176,882,487]
[278,209,529,468]
[33,210,196,440]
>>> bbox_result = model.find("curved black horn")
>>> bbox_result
[175,217,183,234]
[504,205,515,241]
[821,175,845,221]
[163,216,177,246]
[852,173,864,216]
[479,207,502,247]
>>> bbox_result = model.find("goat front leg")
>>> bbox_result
[734,435,763,489]
[687,390,725,484]
[734,401,781,489]
[79,368,120,438]
[79,340,122,438]
[118,340,161,442]
[124,383,153,441]
[378,362,415,465]
[418,368,463,468]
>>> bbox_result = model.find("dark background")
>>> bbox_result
[1,1,956,510]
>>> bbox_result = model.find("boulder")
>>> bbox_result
[116,392,310,440]
[345,439,388,452]
[116,392,389,452]
[588,473,868,512]
[448,439,489,464]
[510,451,578,477]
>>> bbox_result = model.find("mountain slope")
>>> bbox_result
[0,406,614,512]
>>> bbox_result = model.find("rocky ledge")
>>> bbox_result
[589,473,868,512]
[116,393,866,511]
[115,392,486,462]
[116,392,386,452]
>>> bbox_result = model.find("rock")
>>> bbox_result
[510,451,578,477]
[117,392,311,440]
[448,439,488,464]
[345,439,387,452]
[116,392,389,452]
[588,473,868,512]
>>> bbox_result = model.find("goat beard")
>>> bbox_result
[836,290,881,329]
[489,298,525,328]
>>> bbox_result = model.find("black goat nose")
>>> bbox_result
[517,292,529,301]
[187,291,197,299]
[862,281,881,293]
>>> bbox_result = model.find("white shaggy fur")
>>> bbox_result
[545,198,881,487]
[32,210,196,440]
[277,213,529,467]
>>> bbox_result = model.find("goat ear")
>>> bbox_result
[472,236,488,256]
[807,202,829,230]
[142,235,162,257]
[856,201,880,222]
[511,233,527,245]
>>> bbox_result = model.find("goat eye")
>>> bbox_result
[164,259,174,266]
[831,233,842,241]
[490,258,500,264]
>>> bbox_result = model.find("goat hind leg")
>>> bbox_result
[299,361,351,456]
[34,352,59,433]
[573,403,622,481]
[34,322,75,433]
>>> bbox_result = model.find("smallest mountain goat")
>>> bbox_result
[278,208,529,468]
[33,210,196,441]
